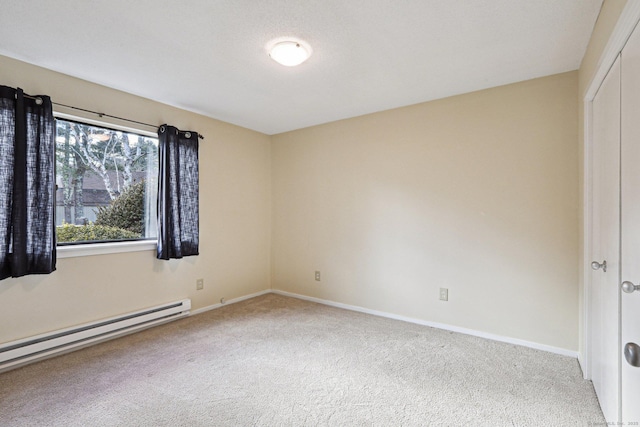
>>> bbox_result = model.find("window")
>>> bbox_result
[54,117,158,245]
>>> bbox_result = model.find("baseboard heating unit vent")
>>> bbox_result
[0,299,191,372]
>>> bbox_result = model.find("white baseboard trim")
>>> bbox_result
[577,352,587,379]
[190,289,272,316]
[271,289,578,358]
[1,287,577,375]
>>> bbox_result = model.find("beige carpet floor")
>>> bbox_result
[0,293,604,426]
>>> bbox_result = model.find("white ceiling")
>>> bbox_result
[0,0,603,135]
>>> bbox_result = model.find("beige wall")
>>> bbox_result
[272,72,579,351]
[577,0,627,359]
[0,55,272,343]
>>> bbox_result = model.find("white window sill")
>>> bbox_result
[57,240,157,259]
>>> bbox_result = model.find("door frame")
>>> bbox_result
[582,1,640,380]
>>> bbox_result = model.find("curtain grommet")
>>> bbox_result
[185,132,191,139]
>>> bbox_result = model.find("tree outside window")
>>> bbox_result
[55,118,158,244]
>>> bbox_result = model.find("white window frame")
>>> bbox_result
[54,112,159,258]
[57,240,156,258]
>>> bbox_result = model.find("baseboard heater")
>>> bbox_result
[0,299,191,372]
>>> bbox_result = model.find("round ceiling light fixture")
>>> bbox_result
[268,39,312,67]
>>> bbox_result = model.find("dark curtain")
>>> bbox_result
[157,124,199,260]
[0,86,56,280]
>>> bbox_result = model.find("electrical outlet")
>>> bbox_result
[439,288,448,301]
[315,271,321,281]
[196,279,204,290]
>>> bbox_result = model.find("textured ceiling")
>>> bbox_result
[0,0,603,135]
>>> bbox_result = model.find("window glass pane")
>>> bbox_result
[54,118,158,244]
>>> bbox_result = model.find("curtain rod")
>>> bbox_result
[17,93,204,139]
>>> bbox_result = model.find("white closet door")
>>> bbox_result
[591,54,621,424]
[620,21,640,424]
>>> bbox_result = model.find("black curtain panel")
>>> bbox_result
[0,86,56,280]
[157,124,199,260]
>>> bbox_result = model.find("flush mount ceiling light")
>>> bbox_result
[268,39,312,67]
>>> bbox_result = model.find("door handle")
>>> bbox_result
[621,281,640,294]
[591,260,607,272]
[624,342,640,367]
